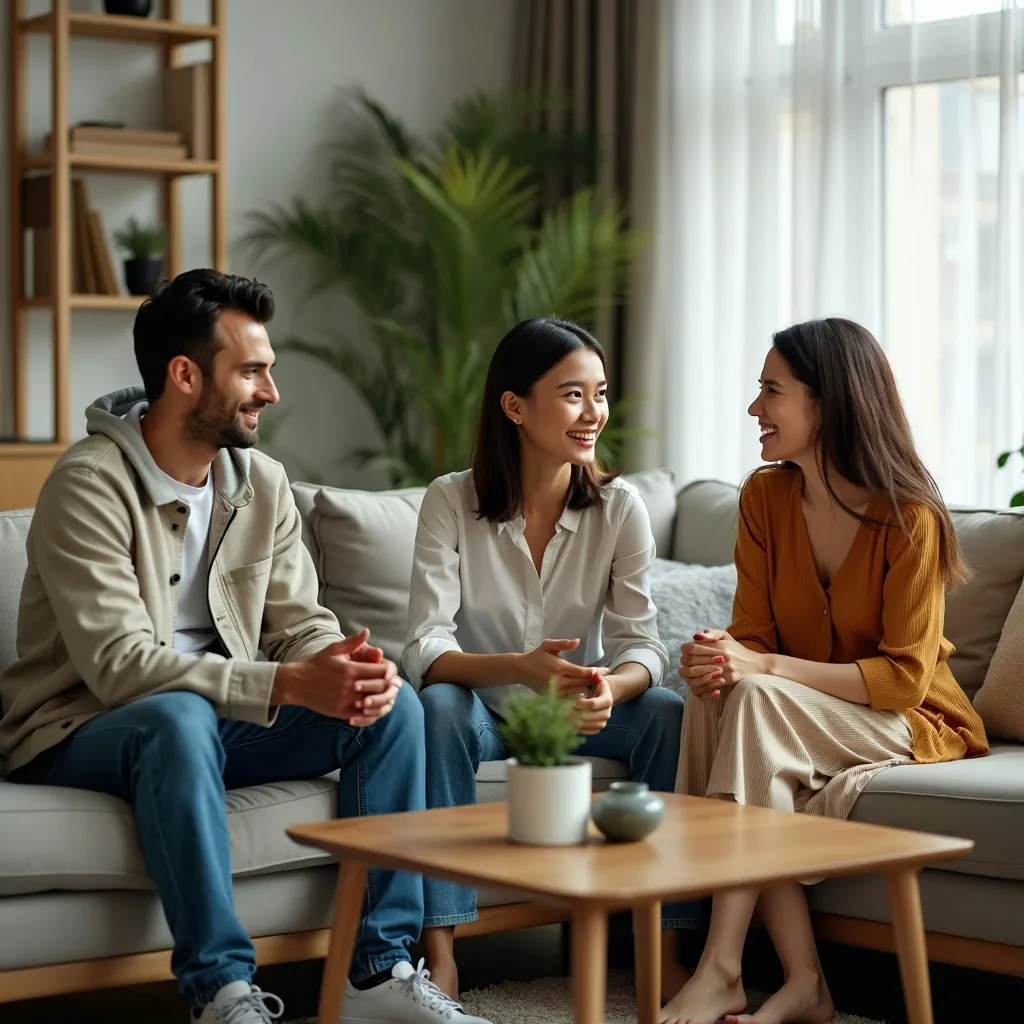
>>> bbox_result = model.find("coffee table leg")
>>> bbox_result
[886,868,933,1024]
[633,901,661,1024]
[319,860,369,1023]
[571,906,608,1024]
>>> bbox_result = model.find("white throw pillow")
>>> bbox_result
[649,558,738,696]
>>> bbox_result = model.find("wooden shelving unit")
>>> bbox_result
[3,0,227,511]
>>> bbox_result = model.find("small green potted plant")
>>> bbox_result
[500,681,589,845]
[997,440,1024,507]
[114,216,166,296]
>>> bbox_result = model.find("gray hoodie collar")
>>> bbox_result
[85,387,254,509]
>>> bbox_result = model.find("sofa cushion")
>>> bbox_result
[649,559,738,695]
[620,469,677,559]
[0,755,629,897]
[974,578,1024,739]
[946,507,1024,699]
[852,742,1024,881]
[672,480,739,568]
[0,510,32,673]
[309,485,427,664]
[0,774,337,897]
[669,480,1024,699]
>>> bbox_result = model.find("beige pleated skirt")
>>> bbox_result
[676,674,914,821]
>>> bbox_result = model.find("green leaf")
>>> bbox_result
[997,451,1012,468]
[498,680,583,767]
[1011,491,1024,508]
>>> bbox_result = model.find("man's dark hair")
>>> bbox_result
[133,269,275,402]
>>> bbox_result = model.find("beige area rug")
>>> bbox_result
[290,970,888,1023]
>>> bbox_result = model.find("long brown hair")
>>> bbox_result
[766,317,967,587]
[471,319,615,522]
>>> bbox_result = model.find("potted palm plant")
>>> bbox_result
[243,90,642,484]
[114,216,165,296]
[499,682,589,846]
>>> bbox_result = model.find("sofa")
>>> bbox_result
[0,469,1022,1003]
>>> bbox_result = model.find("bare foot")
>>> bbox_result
[425,957,459,1000]
[723,970,833,1024]
[659,960,746,1024]
[660,931,692,1006]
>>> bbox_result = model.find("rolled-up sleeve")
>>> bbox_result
[603,492,670,686]
[401,480,464,687]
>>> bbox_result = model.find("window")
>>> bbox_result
[831,1,1018,504]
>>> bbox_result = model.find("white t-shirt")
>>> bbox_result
[161,469,217,654]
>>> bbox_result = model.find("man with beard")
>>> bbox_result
[0,270,494,1024]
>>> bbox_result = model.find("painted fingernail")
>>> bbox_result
[714,656,725,664]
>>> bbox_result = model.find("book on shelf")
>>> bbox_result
[165,62,212,160]
[88,211,120,296]
[44,125,189,161]
[72,179,97,294]
[24,177,121,298]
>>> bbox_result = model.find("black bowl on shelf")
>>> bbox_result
[103,0,153,17]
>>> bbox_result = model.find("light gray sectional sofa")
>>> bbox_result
[0,469,1022,1003]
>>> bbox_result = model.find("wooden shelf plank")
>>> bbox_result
[20,11,217,47]
[0,441,68,456]
[22,153,218,176]
[71,294,145,310]
[21,294,146,311]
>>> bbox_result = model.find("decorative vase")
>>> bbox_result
[592,781,665,842]
[103,0,153,16]
[123,258,162,296]
[506,757,592,846]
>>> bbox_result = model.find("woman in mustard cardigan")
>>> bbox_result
[662,318,988,1024]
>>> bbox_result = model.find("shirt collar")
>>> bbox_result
[497,504,582,536]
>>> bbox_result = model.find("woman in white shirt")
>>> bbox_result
[402,319,698,1000]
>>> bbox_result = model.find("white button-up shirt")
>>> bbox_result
[401,470,669,716]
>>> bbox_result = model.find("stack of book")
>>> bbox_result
[45,123,188,161]
[22,175,121,297]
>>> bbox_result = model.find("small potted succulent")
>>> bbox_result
[114,216,166,296]
[500,681,590,846]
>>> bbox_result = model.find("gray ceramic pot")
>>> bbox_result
[591,781,665,842]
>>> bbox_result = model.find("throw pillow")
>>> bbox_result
[308,486,426,665]
[972,576,1024,740]
[649,558,737,696]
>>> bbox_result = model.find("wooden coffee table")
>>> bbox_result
[288,795,971,1024]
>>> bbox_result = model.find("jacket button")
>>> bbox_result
[61,720,72,729]
[176,506,187,514]
[172,523,179,531]
[159,641,166,646]
[170,573,181,584]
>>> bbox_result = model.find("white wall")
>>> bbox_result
[0,0,516,486]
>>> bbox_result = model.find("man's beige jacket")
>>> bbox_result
[0,387,343,773]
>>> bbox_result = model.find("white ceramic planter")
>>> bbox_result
[506,756,593,846]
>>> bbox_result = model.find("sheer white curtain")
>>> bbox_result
[626,0,1024,507]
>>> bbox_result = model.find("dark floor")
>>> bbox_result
[4,919,1021,1023]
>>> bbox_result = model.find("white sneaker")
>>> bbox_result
[191,980,285,1023]
[339,959,495,1023]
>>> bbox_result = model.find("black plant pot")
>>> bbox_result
[124,258,162,296]
[104,0,153,16]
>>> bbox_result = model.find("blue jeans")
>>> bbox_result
[10,685,425,1007]
[419,683,702,930]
